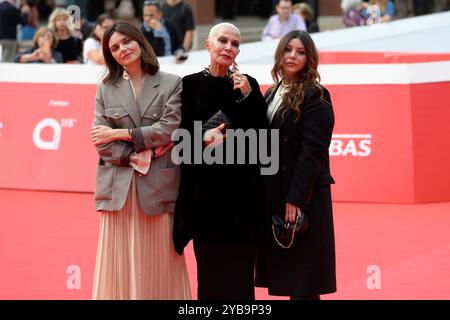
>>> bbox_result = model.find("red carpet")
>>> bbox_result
[1,188,449,300]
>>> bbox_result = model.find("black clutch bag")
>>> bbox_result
[272,211,309,249]
[202,110,232,132]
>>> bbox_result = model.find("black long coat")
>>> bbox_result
[255,83,337,297]
[173,71,268,255]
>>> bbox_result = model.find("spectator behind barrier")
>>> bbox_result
[141,0,186,62]
[20,0,39,40]
[262,0,307,41]
[83,13,113,64]
[368,0,395,23]
[341,0,369,27]
[48,7,83,63]
[37,0,55,24]
[0,0,30,62]
[14,27,63,63]
[161,0,195,52]
[293,2,319,33]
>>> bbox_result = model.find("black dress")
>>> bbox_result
[173,70,268,300]
[55,37,82,62]
[255,84,337,297]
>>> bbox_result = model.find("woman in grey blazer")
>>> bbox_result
[90,21,190,300]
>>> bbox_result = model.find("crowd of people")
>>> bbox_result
[0,0,195,63]
[341,0,450,27]
[2,0,450,62]
[262,0,318,41]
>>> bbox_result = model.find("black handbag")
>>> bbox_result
[202,110,232,132]
[272,211,309,249]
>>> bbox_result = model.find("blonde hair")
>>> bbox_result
[48,8,75,37]
[293,3,314,23]
[32,27,58,49]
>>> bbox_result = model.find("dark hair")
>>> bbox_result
[102,21,159,85]
[271,30,324,121]
[143,0,162,12]
[91,13,113,41]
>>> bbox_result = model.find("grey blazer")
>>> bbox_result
[93,71,182,215]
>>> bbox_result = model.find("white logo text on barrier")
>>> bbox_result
[330,134,372,157]
[33,118,77,150]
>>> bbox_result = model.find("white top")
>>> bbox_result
[83,37,101,65]
[266,84,288,123]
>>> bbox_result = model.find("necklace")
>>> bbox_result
[202,66,234,79]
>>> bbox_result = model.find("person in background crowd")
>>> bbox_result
[90,21,191,300]
[295,0,319,22]
[262,0,307,41]
[115,0,144,20]
[256,30,336,301]
[14,26,63,63]
[48,7,82,62]
[0,0,30,62]
[368,0,395,23]
[86,0,105,22]
[341,0,369,27]
[293,2,319,33]
[162,0,195,52]
[141,0,184,60]
[37,0,54,23]
[83,13,113,64]
[20,0,39,40]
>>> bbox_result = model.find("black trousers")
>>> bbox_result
[193,237,256,300]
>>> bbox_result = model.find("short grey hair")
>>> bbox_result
[208,22,241,41]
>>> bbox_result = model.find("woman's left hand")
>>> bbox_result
[285,202,302,224]
[232,72,251,96]
[91,125,117,146]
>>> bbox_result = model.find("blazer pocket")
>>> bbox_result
[94,165,116,201]
[142,106,163,126]
[153,167,179,203]
[105,107,131,128]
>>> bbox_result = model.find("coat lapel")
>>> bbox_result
[138,73,160,117]
[265,82,295,130]
[112,78,141,127]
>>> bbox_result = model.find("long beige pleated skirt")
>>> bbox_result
[92,176,191,300]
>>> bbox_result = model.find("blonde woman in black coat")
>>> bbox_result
[255,30,336,300]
